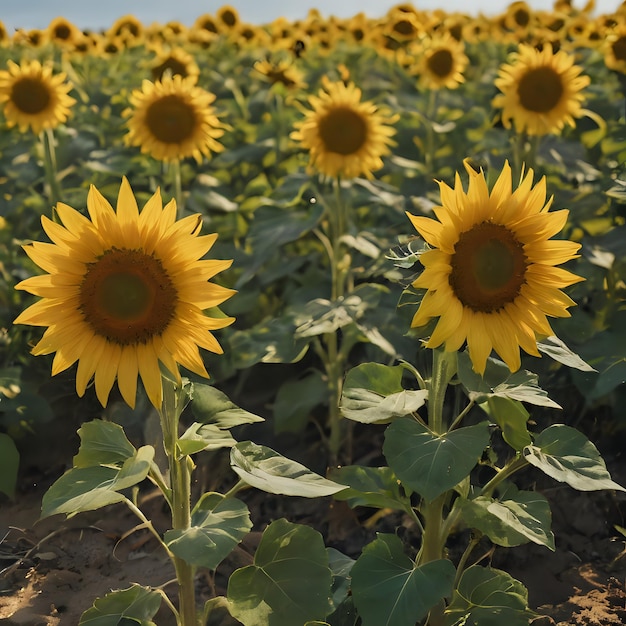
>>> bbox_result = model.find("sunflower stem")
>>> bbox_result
[425,89,438,175]
[428,348,457,435]
[41,128,62,209]
[159,378,198,626]
[171,158,184,212]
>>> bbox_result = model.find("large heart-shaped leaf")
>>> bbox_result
[523,424,626,492]
[41,446,154,518]
[79,584,161,626]
[384,419,490,502]
[230,441,346,497]
[227,519,332,626]
[165,493,252,569]
[351,534,455,626]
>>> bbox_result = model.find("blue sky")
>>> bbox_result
[1,0,621,33]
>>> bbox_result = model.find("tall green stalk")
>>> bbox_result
[159,378,197,626]
[171,158,184,212]
[41,128,62,208]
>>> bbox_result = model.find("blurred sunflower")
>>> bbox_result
[493,43,589,136]
[150,47,199,83]
[216,5,240,31]
[123,75,225,163]
[416,34,469,90]
[291,78,397,179]
[407,160,583,374]
[0,60,76,134]
[253,59,307,90]
[46,17,81,48]
[14,178,235,409]
[604,24,626,73]
[108,14,144,42]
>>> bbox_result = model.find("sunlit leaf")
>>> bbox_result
[230,441,347,497]
[73,420,136,468]
[79,584,161,626]
[190,383,264,429]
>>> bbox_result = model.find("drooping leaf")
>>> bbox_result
[230,441,347,497]
[178,423,236,455]
[294,296,366,337]
[73,420,136,468]
[41,446,154,518]
[384,419,490,502]
[190,384,264,429]
[444,566,534,626]
[0,433,19,498]
[79,584,162,626]
[227,519,333,626]
[340,363,427,424]
[457,353,561,409]
[523,424,626,492]
[457,484,554,550]
[165,493,252,569]
[350,534,455,626]
[329,466,412,513]
[536,335,595,372]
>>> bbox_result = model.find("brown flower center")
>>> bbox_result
[79,249,177,344]
[11,77,51,115]
[53,24,72,40]
[517,66,563,113]
[450,222,527,312]
[318,106,367,155]
[151,58,189,81]
[428,49,454,78]
[146,95,196,143]
[612,36,626,62]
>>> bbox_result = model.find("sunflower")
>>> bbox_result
[0,60,76,135]
[47,17,81,48]
[415,34,469,90]
[150,47,200,84]
[123,75,225,163]
[493,43,589,136]
[291,78,397,179]
[253,59,307,90]
[604,24,626,74]
[407,160,582,374]
[14,178,235,409]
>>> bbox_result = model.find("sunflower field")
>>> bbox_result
[1,2,626,625]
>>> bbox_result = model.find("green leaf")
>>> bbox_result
[178,423,236,455]
[350,534,455,626]
[481,396,532,451]
[0,433,19,498]
[384,420,490,502]
[79,584,162,626]
[190,384,264,429]
[445,566,534,626]
[536,335,595,372]
[340,363,427,424]
[273,371,328,434]
[294,296,365,337]
[230,441,347,497]
[523,424,626,492]
[41,446,154,518]
[165,493,252,569]
[73,420,136,467]
[457,353,561,409]
[227,519,333,626]
[329,466,412,513]
[327,548,355,612]
[457,484,554,550]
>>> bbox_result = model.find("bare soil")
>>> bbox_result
[1,414,626,626]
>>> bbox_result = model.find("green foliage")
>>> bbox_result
[383,419,491,502]
[227,519,333,626]
[350,534,455,626]
[79,584,162,626]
